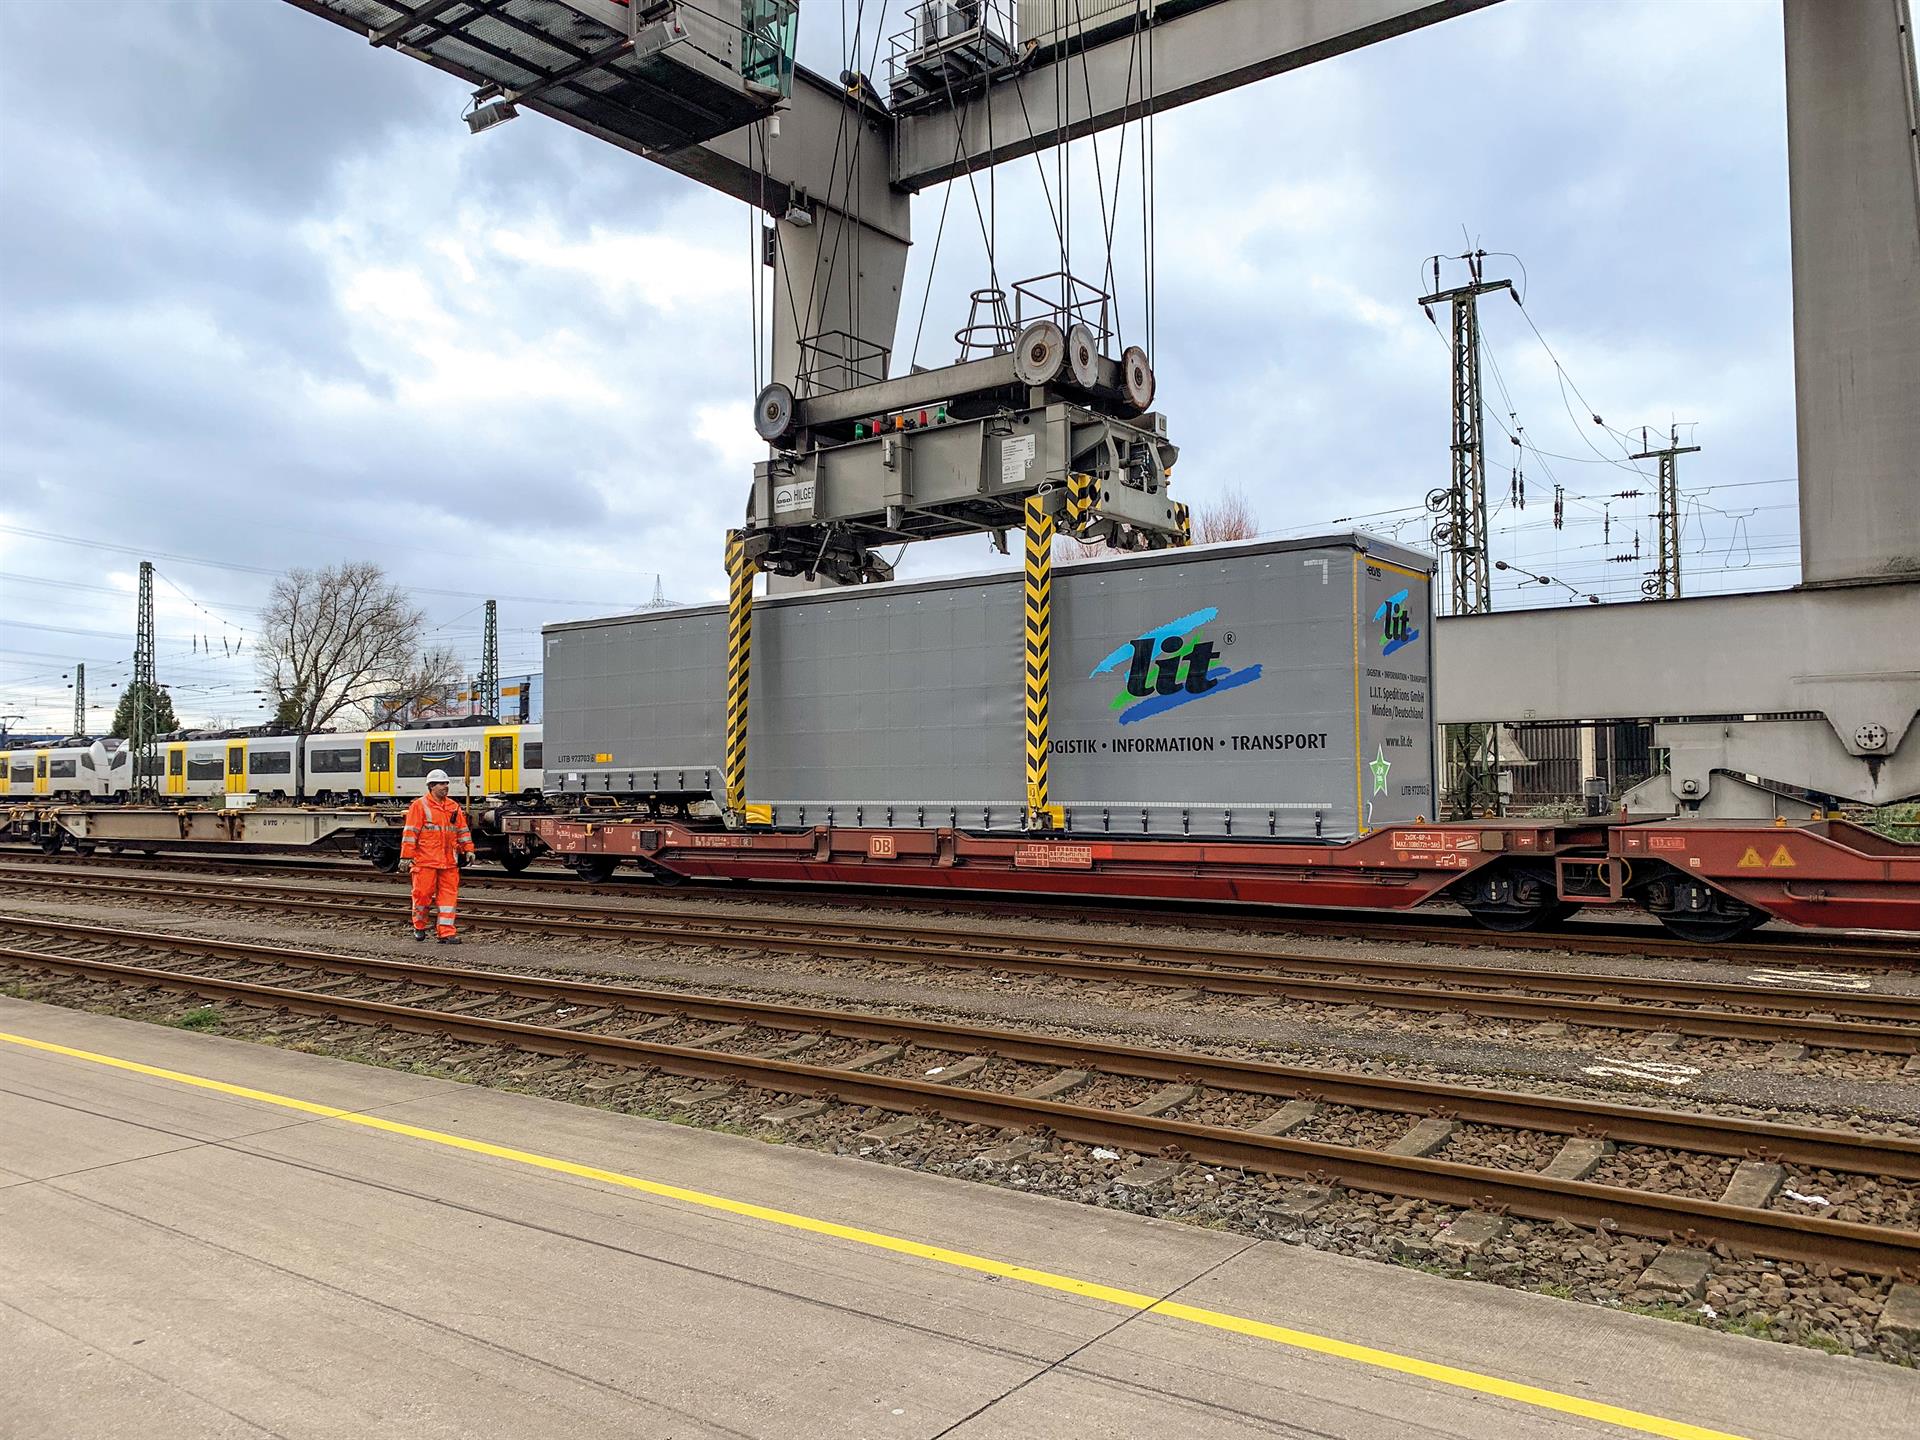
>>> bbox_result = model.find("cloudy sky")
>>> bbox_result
[1,0,1803,733]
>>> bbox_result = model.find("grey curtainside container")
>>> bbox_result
[542,533,1437,839]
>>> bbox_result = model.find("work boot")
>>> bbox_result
[413,928,428,943]
[439,935,461,946]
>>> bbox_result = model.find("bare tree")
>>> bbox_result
[1194,488,1260,545]
[1052,534,1111,565]
[258,564,447,792]
[375,644,465,725]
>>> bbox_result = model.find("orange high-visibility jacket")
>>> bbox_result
[400,792,475,867]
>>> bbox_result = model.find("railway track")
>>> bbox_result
[4,848,1912,967]
[4,866,1918,1052]
[4,914,1917,1276]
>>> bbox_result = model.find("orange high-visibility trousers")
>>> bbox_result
[409,864,461,937]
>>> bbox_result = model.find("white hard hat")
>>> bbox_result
[426,768,451,784]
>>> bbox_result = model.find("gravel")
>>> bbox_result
[5,884,1920,1367]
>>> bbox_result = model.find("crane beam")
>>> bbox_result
[891,0,1501,190]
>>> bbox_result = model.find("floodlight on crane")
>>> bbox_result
[463,88,519,135]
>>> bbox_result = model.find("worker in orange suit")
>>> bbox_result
[400,768,476,944]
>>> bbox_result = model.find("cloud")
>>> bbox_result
[1,0,1803,729]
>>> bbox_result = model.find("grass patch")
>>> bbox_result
[1624,1302,1858,1356]
[1534,1282,1575,1300]
[174,1006,225,1032]
[1864,803,1920,844]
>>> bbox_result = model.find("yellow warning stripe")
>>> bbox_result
[1351,552,1365,830]
[723,529,753,815]
[1065,471,1094,531]
[1022,494,1058,827]
[0,1028,1747,1440]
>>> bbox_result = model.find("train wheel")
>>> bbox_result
[1464,900,1576,932]
[1654,908,1764,944]
[36,830,63,855]
[367,849,400,874]
[1641,878,1765,944]
[1456,866,1568,933]
[498,848,535,874]
[569,856,620,883]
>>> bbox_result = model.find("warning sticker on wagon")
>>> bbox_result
[1014,843,1094,869]
[1390,830,1480,854]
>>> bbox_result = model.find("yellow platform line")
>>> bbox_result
[0,1028,1746,1440]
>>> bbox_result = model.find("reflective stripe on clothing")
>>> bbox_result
[399,793,476,864]
[410,862,462,938]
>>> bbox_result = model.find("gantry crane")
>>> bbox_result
[285,0,1919,824]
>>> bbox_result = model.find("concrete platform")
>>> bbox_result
[0,997,1913,1440]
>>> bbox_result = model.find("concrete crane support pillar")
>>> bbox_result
[1022,494,1063,832]
[723,529,754,821]
[1785,0,1920,584]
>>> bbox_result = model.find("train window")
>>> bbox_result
[49,758,78,779]
[110,750,128,769]
[368,742,391,774]
[137,755,164,779]
[522,742,543,769]
[249,750,291,775]
[397,750,479,779]
[80,754,96,772]
[169,750,185,776]
[488,737,514,769]
[228,750,245,776]
[310,747,361,774]
[187,757,224,781]
[36,756,47,778]
[9,764,31,784]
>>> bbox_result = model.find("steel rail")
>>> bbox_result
[2,851,1910,966]
[5,873,1918,1051]
[5,915,1918,1178]
[4,931,1917,1275]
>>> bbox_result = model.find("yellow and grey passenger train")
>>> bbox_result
[1,722,543,804]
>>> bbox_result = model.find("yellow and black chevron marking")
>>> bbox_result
[1173,500,1193,547]
[724,529,753,818]
[1065,471,1095,532]
[1023,494,1064,831]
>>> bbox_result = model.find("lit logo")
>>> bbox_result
[1374,589,1419,657]
[1090,607,1264,725]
